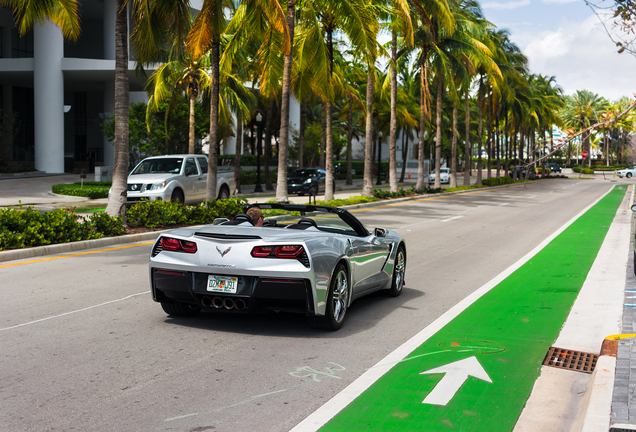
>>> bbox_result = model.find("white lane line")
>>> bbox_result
[0,291,150,332]
[441,215,463,222]
[289,185,617,432]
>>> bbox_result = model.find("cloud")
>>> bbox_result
[542,0,579,4]
[482,0,531,10]
[517,14,636,100]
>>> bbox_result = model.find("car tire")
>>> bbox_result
[217,185,230,200]
[386,245,406,297]
[161,301,201,317]
[171,190,185,205]
[628,173,633,178]
[308,263,349,331]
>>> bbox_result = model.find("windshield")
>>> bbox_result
[245,203,369,236]
[131,158,183,175]
[290,169,318,177]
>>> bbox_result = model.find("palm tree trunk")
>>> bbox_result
[495,109,500,178]
[476,75,484,185]
[234,111,242,193]
[264,98,274,191]
[434,78,443,189]
[188,94,195,154]
[106,0,130,220]
[416,55,429,190]
[362,65,375,197]
[464,89,471,186]
[205,39,220,203]
[324,27,334,202]
[389,30,398,192]
[325,100,334,200]
[346,98,353,185]
[450,101,458,187]
[486,89,492,179]
[400,130,408,183]
[320,103,326,169]
[299,100,306,169]
[276,0,295,203]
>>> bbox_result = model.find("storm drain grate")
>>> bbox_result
[542,347,598,374]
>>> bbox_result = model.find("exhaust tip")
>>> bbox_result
[201,296,213,308]
[212,297,223,308]
[223,298,235,310]
[235,299,246,311]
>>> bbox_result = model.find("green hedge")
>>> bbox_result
[0,198,247,251]
[52,183,111,199]
[571,166,595,174]
[482,176,514,186]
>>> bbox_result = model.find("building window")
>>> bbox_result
[74,92,87,161]
[11,28,33,58]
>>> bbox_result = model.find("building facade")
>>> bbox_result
[0,0,148,174]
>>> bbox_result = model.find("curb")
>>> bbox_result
[0,231,164,263]
[579,338,619,432]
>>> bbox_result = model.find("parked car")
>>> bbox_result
[428,168,451,185]
[544,163,562,173]
[287,168,336,196]
[617,166,636,178]
[509,166,527,178]
[149,203,407,330]
[125,155,235,205]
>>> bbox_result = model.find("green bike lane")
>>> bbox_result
[294,184,628,432]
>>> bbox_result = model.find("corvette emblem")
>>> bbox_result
[216,246,231,257]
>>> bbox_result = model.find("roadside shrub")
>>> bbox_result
[87,211,125,237]
[52,183,110,199]
[372,186,426,199]
[126,198,247,228]
[126,200,187,228]
[482,176,513,187]
[0,206,103,250]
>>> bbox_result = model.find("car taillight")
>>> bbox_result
[251,245,304,258]
[159,237,198,253]
[161,237,180,251]
[275,245,304,258]
[252,246,276,257]
[180,240,198,253]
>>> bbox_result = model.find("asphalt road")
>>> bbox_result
[0,178,618,432]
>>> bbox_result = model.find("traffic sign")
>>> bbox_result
[582,150,588,158]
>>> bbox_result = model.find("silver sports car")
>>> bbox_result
[149,203,406,330]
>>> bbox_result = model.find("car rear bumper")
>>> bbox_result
[151,268,316,315]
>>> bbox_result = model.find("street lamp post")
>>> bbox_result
[254,113,263,193]
[376,130,382,185]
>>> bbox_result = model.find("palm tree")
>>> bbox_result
[145,42,212,155]
[560,90,609,168]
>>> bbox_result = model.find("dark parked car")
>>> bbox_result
[287,168,336,196]
[544,163,562,173]
[509,166,527,178]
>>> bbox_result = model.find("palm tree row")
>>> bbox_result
[6,0,634,217]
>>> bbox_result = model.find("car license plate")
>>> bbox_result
[207,275,238,293]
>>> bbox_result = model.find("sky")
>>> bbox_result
[481,0,635,101]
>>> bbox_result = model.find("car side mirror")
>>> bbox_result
[631,205,636,212]
[374,227,388,237]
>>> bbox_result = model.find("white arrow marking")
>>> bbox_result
[420,356,492,406]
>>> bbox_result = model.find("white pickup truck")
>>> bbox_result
[125,154,235,205]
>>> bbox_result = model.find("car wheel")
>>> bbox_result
[386,245,406,297]
[308,263,349,331]
[628,173,633,178]
[161,301,201,317]
[217,185,230,200]
[171,190,185,205]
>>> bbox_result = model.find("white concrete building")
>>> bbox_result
[0,0,148,174]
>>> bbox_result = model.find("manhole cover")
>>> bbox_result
[542,347,598,373]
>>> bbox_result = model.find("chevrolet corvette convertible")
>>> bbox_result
[149,203,407,330]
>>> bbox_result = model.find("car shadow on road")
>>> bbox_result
[161,285,424,338]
